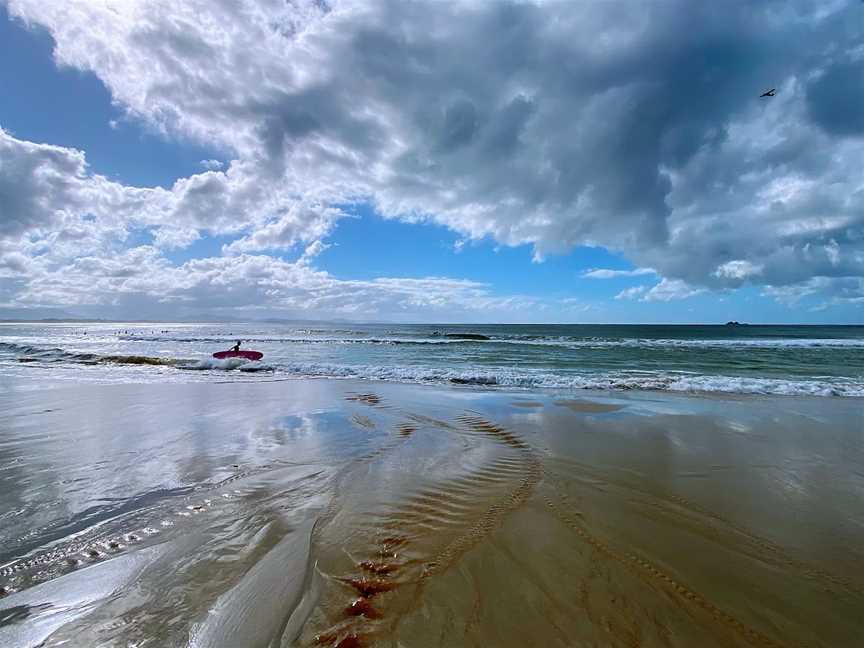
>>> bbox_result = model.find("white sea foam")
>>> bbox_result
[262,362,864,397]
[186,358,272,372]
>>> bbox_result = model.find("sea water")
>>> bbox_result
[1,322,863,396]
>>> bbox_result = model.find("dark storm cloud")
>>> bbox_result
[806,60,864,137]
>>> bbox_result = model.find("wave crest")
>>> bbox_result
[3,341,862,397]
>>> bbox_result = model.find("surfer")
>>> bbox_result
[230,340,242,352]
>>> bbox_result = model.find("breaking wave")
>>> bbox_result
[2,341,862,397]
[109,333,864,351]
[266,362,864,397]
[1,342,189,367]
[183,357,273,372]
[0,341,273,373]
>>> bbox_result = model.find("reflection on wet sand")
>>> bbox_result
[303,407,542,647]
[0,380,861,647]
[553,398,624,413]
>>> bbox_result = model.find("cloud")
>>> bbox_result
[0,127,107,239]
[0,129,554,320]
[582,267,656,279]
[199,159,224,171]
[0,128,334,255]
[713,260,763,281]
[3,0,864,314]
[14,246,550,321]
[222,202,346,255]
[806,59,864,137]
[641,279,706,302]
[762,281,820,306]
[616,278,705,302]
[558,297,593,313]
[0,250,30,276]
[299,240,331,263]
[763,276,864,307]
[615,286,648,301]
[152,226,200,249]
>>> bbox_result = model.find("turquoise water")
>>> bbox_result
[1,322,863,396]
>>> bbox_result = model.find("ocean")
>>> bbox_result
[1,322,862,397]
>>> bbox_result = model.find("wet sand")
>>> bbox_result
[0,379,862,647]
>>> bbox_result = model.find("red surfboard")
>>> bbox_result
[212,350,263,361]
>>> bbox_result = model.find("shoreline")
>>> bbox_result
[3,362,863,400]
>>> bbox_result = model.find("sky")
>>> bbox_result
[0,0,862,324]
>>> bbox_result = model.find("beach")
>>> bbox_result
[1,376,862,647]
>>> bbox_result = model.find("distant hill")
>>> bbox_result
[0,307,84,321]
[0,311,379,324]
[0,310,247,323]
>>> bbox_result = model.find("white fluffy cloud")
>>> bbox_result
[13,245,548,321]
[2,0,864,314]
[616,278,706,302]
[0,127,155,241]
[223,202,346,255]
[713,260,764,280]
[0,127,335,256]
[642,279,707,302]
[583,268,656,279]
[615,286,648,301]
[0,127,554,319]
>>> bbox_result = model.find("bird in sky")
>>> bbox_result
[760,88,777,97]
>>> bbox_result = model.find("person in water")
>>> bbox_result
[230,340,242,352]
